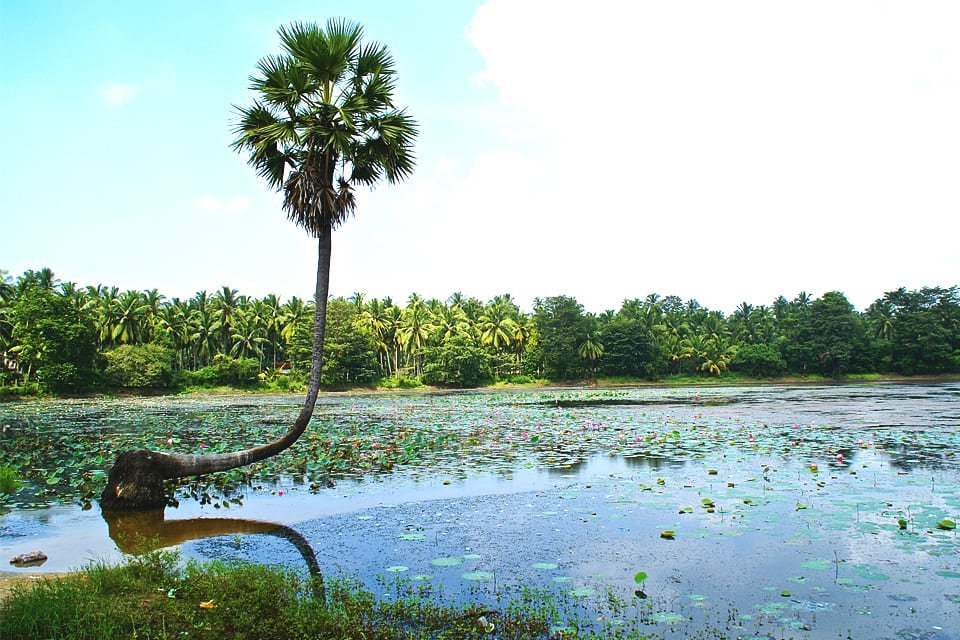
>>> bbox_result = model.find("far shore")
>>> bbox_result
[3,372,959,403]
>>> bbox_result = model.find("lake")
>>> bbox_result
[2,383,959,638]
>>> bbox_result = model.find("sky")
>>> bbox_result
[2,0,958,315]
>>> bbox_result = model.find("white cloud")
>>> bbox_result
[193,196,250,215]
[96,82,137,107]
[418,0,960,312]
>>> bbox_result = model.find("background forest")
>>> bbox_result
[1,267,958,394]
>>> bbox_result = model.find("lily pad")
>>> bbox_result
[532,562,558,570]
[651,612,685,624]
[386,565,409,573]
[430,557,463,567]
[461,571,494,582]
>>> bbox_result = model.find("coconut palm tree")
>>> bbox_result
[112,290,149,345]
[511,314,532,369]
[578,332,604,375]
[101,18,416,510]
[432,303,468,344]
[400,296,432,376]
[478,303,517,352]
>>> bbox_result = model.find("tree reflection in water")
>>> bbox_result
[100,508,323,599]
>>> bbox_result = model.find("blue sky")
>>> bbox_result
[2,0,958,314]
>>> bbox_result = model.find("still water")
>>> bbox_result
[2,383,959,638]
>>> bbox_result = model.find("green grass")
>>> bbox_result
[0,552,566,640]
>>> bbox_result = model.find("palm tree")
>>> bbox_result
[156,302,191,369]
[212,286,240,354]
[578,333,604,375]
[700,336,734,376]
[189,307,220,367]
[400,296,432,376]
[101,19,417,510]
[511,314,532,369]
[260,294,284,369]
[230,311,267,363]
[348,292,365,313]
[0,269,13,303]
[478,303,517,352]
[142,288,166,343]
[94,287,120,346]
[360,298,390,374]
[433,303,468,343]
[112,290,149,345]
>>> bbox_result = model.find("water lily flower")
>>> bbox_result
[836,453,844,462]
[199,443,207,449]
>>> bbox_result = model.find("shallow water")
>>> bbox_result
[2,383,959,638]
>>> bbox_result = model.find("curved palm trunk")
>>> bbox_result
[102,509,324,599]
[101,232,332,510]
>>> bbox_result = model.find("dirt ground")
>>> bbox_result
[0,571,72,602]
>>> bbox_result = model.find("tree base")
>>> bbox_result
[100,450,169,511]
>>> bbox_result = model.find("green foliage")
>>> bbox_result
[0,383,40,398]
[288,298,380,387]
[780,291,864,378]
[731,343,786,377]
[10,286,98,392]
[534,296,588,381]
[599,318,665,379]
[2,267,959,392]
[882,287,960,375]
[103,344,174,388]
[501,374,535,385]
[176,355,260,388]
[0,464,21,494]
[379,375,424,389]
[210,354,260,386]
[422,334,493,387]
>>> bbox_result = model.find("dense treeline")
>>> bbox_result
[1,267,958,393]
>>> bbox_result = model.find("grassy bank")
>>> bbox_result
[0,552,581,640]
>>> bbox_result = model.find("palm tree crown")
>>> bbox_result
[232,19,417,238]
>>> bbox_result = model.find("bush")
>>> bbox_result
[103,345,174,388]
[422,334,492,388]
[173,356,261,388]
[379,375,423,389]
[0,383,40,398]
[732,343,786,378]
[501,374,534,384]
[211,355,261,386]
[213,354,260,387]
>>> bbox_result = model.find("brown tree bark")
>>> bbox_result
[100,232,331,510]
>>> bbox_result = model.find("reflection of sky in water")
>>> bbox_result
[2,383,959,638]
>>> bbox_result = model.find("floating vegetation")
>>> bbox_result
[2,383,959,638]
